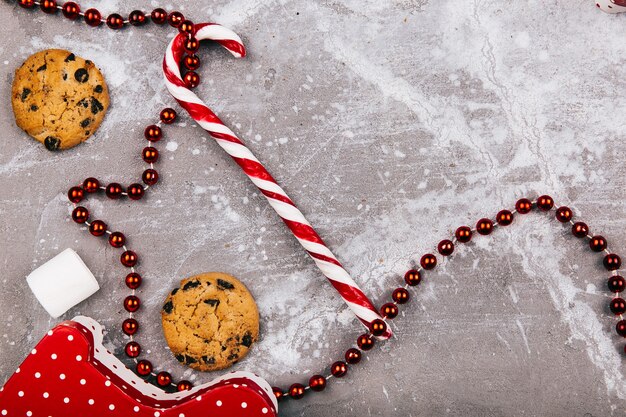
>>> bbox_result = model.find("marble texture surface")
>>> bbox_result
[1,0,625,415]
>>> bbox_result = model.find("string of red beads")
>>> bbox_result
[30,0,621,398]
[273,195,625,402]
[66,107,194,391]
[13,0,201,88]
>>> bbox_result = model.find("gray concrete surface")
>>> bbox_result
[1,0,625,416]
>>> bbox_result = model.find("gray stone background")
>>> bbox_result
[1,0,625,416]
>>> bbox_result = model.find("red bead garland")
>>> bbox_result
[26,1,619,394]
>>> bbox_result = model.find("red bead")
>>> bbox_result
[124,295,140,312]
[156,372,172,387]
[589,235,607,252]
[142,169,159,186]
[272,387,284,400]
[370,319,387,336]
[536,195,554,211]
[84,8,102,27]
[179,20,195,34]
[515,198,533,214]
[357,333,375,350]
[392,287,409,304]
[183,71,200,88]
[160,108,177,124]
[142,147,159,163]
[106,13,124,29]
[331,361,348,377]
[61,1,79,19]
[144,125,162,142]
[127,183,145,200]
[122,318,138,335]
[288,383,305,399]
[404,269,421,286]
[437,239,454,256]
[380,302,398,319]
[345,348,362,364]
[136,360,152,376]
[71,206,89,223]
[40,0,57,14]
[67,186,84,203]
[109,231,125,248]
[610,298,626,315]
[476,218,494,235]
[616,320,626,337]
[496,210,513,226]
[608,276,625,293]
[125,272,142,289]
[88,220,107,236]
[125,341,141,358]
[555,206,573,223]
[121,250,138,267]
[151,8,167,24]
[420,253,437,270]
[168,11,185,27]
[604,254,622,271]
[82,177,100,193]
[177,380,193,391]
[184,37,200,54]
[572,222,589,238]
[183,55,201,71]
[455,226,472,243]
[128,10,146,26]
[308,375,326,392]
[105,183,123,199]
[18,0,35,9]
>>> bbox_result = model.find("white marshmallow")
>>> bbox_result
[26,248,99,318]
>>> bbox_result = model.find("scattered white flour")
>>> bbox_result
[166,141,178,152]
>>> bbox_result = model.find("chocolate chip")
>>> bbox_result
[183,280,201,290]
[86,60,93,65]
[20,88,31,102]
[162,300,173,314]
[175,354,185,363]
[64,53,75,62]
[36,64,46,72]
[90,97,103,114]
[30,105,38,111]
[94,85,103,93]
[170,288,178,296]
[62,73,67,81]
[185,355,197,364]
[227,353,239,361]
[203,299,220,307]
[201,356,216,364]
[74,68,89,83]
[217,279,234,290]
[241,333,253,347]
[78,98,89,108]
[80,118,91,128]
[44,136,60,151]
[221,345,227,351]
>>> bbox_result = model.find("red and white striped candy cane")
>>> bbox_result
[163,23,391,339]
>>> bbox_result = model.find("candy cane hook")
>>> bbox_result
[163,23,391,339]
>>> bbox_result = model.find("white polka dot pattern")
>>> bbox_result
[0,317,278,416]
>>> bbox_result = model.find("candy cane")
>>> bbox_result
[163,23,391,339]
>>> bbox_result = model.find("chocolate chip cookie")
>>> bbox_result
[11,49,109,151]
[161,272,260,372]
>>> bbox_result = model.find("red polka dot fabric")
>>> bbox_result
[0,319,277,417]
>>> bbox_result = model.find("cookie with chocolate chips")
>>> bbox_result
[161,272,259,372]
[11,49,109,151]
